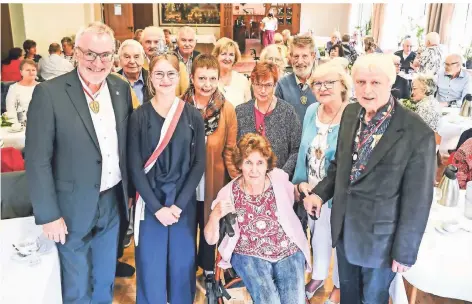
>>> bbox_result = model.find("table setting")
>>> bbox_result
[0,216,62,303]
[0,112,26,150]
[390,166,472,303]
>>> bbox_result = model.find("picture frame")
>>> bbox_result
[158,3,220,26]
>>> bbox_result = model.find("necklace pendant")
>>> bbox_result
[89,100,100,113]
[300,96,307,105]
[352,152,358,161]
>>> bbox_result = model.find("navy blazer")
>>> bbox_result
[394,50,417,73]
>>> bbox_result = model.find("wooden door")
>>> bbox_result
[264,3,301,35]
[220,4,233,40]
[103,4,134,42]
[1,4,14,60]
[132,4,153,31]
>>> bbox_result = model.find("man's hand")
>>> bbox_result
[392,260,411,273]
[43,217,68,245]
[155,207,179,227]
[303,194,322,218]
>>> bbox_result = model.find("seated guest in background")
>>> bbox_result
[133,29,143,42]
[350,29,364,55]
[117,39,150,107]
[329,43,345,59]
[394,38,416,73]
[364,36,382,54]
[294,62,351,303]
[413,32,443,75]
[204,133,311,304]
[6,59,38,122]
[175,26,200,76]
[330,57,350,74]
[303,54,436,304]
[23,39,42,63]
[261,8,278,47]
[163,28,174,50]
[391,55,411,100]
[61,37,76,66]
[39,43,74,80]
[274,33,289,61]
[282,29,291,47]
[410,74,441,132]
[1,48,23,82]
[128,53,205,304]
[341,34,358,65]
[437,54,472,107]
[212,37,251,107]
[260,44,287,76]
[236,62,301,179]
[140,26,189,96]
[181,54,239,281]
[275,35,318,124]
[326,31,341,53]
[452,138,472,189]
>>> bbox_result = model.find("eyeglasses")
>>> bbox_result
[253,83,276,90]
[152,71,179,80]
[311,80,339,90]
[445,62,459,67]
[76,47,114,62]
[394,63,400,67]
[266,57,283,63]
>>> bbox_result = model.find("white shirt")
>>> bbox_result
[307,117,330,188]
[5,83,37,123]
[77,71,122,192]
[262,17,278,31]
[39,54,74,80]
[219,70,251,107]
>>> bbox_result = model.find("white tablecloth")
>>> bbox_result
[390,190,472,303]
[0,127,26,150]
[0,217,62,304]
[438,113,472,153]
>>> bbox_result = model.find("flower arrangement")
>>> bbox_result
[399,98,418,112]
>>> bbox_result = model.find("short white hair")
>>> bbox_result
[446,53,463,65]
[118,39,145,58]
[75,22,115,49]
[332,31,341,39]
[425,32,440,46]
[178,26,195,38]
[141,26,164,42]
[391,54,401,64]
[330,57,349,69]
[351,54,397,86]
[310,61,353,102]
[402,37,413,46]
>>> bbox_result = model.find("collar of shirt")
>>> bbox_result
[176,48,193,63]
[358,96,395,126]
[294,70,313,91]
[77,69,107,99]
[124,70,144,85]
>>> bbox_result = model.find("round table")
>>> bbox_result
[0,127,26,150]
[391,190,472,303]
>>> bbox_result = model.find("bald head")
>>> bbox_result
[48,43,62,55]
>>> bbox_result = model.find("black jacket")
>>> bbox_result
[391,75,411,100]
[394,50,417,73]
[314,100,436,268]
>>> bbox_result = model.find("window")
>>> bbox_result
[450,3,472,54]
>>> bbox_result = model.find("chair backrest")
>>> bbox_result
[0,170,33,219]
[1,81,16,114]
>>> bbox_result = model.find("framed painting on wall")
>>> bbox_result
[158,3,220,26]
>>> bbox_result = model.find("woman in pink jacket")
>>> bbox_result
[204,133,311,304]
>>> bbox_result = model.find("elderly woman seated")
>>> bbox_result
[452,138,472,189]
[410,74,441,133]
[204,133,311,304]
[260,44,287,76]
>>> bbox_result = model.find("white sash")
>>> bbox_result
[134,97,183,246]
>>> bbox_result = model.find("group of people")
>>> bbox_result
[1,18,466,304]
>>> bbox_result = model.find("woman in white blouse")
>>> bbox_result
[261,8,278,47]
[212,38,251,107]
[6,59,39,123]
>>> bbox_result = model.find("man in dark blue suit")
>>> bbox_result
[394,37,417,74]
[25,22,133,303]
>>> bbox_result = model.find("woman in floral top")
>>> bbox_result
[413,32,443,75]
[204,133,311,304]
[452,138,472,189]
[410,74,441,132]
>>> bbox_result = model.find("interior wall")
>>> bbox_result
[300,3,351,37]
[8,4,26,48]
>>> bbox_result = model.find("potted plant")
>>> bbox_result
[464,44,472,69]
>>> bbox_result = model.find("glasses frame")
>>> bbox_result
[76,46,114,63]
[311,80,339,91]
[152,70,179,80]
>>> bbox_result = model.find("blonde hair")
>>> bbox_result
[260,44,285,71]
[274,33,284,44]
[351,54,396,86]
[330,57,349,70]
[211,37,242,64]
[310,62,352,102]
[75,22,115,49]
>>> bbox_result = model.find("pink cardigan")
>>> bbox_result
[210,168,312,271]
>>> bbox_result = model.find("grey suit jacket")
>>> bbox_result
[25,69,133,232]
[314,100,436,268]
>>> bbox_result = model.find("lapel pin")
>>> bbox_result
[116,91,120,95]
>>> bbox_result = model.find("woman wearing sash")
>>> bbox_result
[128,53,205,304]
[181,54,239,280]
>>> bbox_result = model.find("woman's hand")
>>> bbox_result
[210,200,235,222]
[155,207,179,226]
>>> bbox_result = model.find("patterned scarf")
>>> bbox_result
[182,85,225,136]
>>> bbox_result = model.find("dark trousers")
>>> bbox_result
[196,200,216,271]
[336,239,395,304]
[136,201,197,304]
[117,196,129,259]
[57,183,121,304]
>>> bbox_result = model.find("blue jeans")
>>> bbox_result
[336,240,395,304]
[231,251,305,304]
